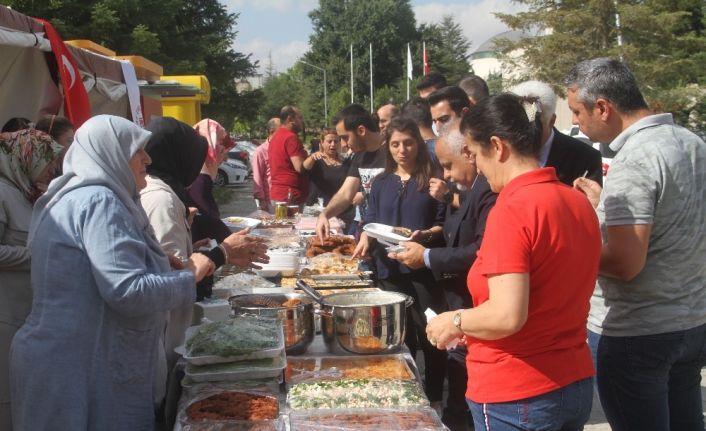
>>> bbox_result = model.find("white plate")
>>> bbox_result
[222,216,261,231]
[363,223,412,245]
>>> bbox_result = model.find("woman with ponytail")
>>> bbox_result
[426,93,602,431]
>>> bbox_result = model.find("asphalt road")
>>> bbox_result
[216,180,257,217]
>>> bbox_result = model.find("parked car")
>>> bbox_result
[216,158,248,186]
[229,140,256,175]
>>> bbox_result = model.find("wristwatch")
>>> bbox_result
[453,310,463,331]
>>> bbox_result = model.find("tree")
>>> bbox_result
[303,0,418,124]
[418,15,472,84]
[7,0,260,130]
[493,0,706,132]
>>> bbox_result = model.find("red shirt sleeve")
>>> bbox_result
[284,135,306,158]
[478,202,531,276]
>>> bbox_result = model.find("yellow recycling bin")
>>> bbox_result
[160,75,210,126]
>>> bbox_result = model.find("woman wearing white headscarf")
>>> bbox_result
[0,129,63,430]
[9,115,214,430]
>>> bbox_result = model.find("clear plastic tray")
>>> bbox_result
[175,387,284,431]
[288,406,446,430]
[287,378,428,410]
[185,351,286,383]
[285,354,415,384]
[178,317,285,365]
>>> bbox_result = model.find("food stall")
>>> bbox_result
[171,210,448,430]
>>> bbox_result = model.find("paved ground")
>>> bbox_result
[215,182,257,217]
[217,181,706,430]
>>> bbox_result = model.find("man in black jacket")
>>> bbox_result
[511,80,603,186]
[390,123,496,430]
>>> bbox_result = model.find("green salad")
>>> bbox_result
[186,317,281,357]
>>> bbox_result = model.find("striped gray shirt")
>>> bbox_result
[589,114,706,336]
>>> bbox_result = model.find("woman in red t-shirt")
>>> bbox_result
[426,93,602,431]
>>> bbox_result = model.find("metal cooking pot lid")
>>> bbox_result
[322,291,408,306]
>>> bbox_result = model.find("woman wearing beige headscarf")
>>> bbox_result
[0,129,63,429]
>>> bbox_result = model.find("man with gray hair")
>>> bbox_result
[510,80,602,185]
[458,75,489,105]
[390,122,496,431]
[568,58,706,431]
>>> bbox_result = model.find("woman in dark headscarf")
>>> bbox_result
[139,117,268,398]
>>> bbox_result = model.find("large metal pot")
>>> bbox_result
[229,293,314,355]
[319,291,413,355]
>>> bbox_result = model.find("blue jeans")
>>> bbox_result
[588,324,706,431]
[467,377,593,431]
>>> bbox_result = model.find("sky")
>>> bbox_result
[222,0,526,74]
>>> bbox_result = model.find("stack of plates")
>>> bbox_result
[255,250,301,277]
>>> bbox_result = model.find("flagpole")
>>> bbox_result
[369,43,373,112]
[407,44,411,100]
[422,41,425,74]
[350,44,354,103]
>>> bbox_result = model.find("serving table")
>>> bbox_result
[169,219,447,430]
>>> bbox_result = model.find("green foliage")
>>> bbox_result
[307,0,418,102]
[654,84,706,137]
[212,182,235,202]
[231,119,251,137]
[494,0,706,131]
[252,0,475,132]
[6,0,260,130]
[290,0,419,126]
[130,24,160,57]
[327,87,353,125]
[485,71,504,96]
[89,2,119,46]
[418,15,472,84]
[259,73,300,122]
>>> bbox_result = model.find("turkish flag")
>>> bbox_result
[423,45,430,76]
[35,18,92,127]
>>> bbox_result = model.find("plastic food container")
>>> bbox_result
[287,378,428,411]
[229,293,315,355]
[185,350,286,383]
[175,388,284,431]
[285,354,415,384]
[177,317,285,366]
[288,406,445,430]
